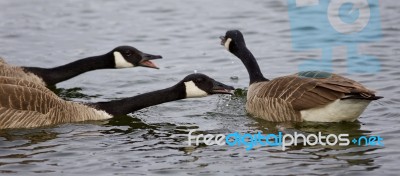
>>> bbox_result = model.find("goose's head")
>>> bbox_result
[178,73,235,98]
[112,46,162,69]
[220,30,247,54]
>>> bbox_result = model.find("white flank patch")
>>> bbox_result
[114,51,134,68]
[224,38,232,51]
[300,99,372,122]
[184,81,208,98]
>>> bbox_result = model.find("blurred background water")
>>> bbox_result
[0,0,399,175]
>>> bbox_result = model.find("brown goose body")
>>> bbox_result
[0,58,46,85]
[246,72,379,122]
[221,30,382,122]
[0,76,111,129]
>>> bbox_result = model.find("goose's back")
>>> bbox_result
[0,58,45,85]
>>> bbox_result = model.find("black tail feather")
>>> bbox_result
[341,94,383,100]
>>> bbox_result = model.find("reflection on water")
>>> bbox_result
[1,0,400,175]
[50,87,101,100]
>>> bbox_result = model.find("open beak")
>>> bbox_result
[139,53,162,69]
[211,80,235,95]
[220,36,227,46]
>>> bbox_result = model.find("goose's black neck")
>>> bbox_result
[91,84,186,116]
[232,46,268,84]
[22,53,114,85]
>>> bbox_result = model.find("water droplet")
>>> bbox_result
[194,70,197,74]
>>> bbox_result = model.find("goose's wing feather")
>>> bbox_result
[0,79,68,128]
[0,76,53,95]
[0,58,45,85]
[252,72,377,111]
[0,107,50,129]
[0,77,111,129]
[0,58,6,64]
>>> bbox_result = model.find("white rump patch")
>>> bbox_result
[300,99,372,122]
[224,38,232,51]
[184,81,208,98]
[94,110,113,120]
[114,51,134,68]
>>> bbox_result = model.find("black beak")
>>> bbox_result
[220,36,227,46]
[211,80,235,95]
[139,53,163,69]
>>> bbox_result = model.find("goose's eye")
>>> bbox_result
[124,51,131,56]
[194,78,203,83]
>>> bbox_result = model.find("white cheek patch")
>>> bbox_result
[184,81,208,98]
[224,38,232,51]
[114,51,135,68]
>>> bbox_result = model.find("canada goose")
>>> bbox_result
[0,46,162,86]
[220,30,382,122]
[0,74,234,129]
